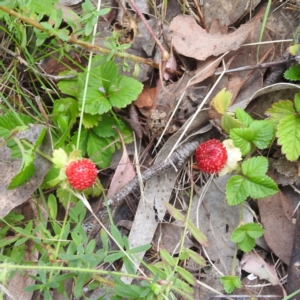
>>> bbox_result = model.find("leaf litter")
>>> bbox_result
[3,0,300,299]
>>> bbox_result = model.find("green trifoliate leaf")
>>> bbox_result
[250,120,274,149]
[107,75,143,109]
[226,175,249,205]
[235,108,254,127]
[294,92,300,114]
[230,128,255,155]
[82,88,112,115]
[226,157,278,205]
[231,223,264,241]
[57,74,79,97]
[220,276,241,294]
[246,175,278,199]
[277,114,300,161]
[221,114,243,134]
[265,100,295,127]
[284,65,300,81]
[231,222,264,252]
[242,156,268,176]
[236,234,256,252]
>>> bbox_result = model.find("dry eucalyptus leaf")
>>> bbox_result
[0,125,52,218]
[153,223,194,254]
[202,0,261,27]
[170,15,252,61]
[258,191,294,265]
[241,251,282,288]
[190,175,253,273]
[106,135,136,198]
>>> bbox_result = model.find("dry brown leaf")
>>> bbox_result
[170,15,252,61]
[258,191,295,265]
[134,86,156,108]
[106,131,136,198]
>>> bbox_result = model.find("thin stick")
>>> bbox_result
[214,59,290,75]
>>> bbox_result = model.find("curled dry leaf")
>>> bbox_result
[241,251,285,296]
[170,15,252,61]
[106,129,136,198]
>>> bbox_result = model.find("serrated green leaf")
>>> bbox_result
[221,114,243,134]
[92,114,121,137]
[220,275,241,293]
[82,113,99,128]
[57,76,79,97]
[250,120,274,149]
[230,227,247,243]
[242,156,268,176]
[86,132,114,168]
[247,175,278,199]
[237,235,256,252]
[230,128,255,155]
[210,88,232,115]
[108,75,143,109]
[294,92,300,114]
[265,100,295,127]
[284,65,300,81]
[242,223,264,238]
[56,188,78,207]
[81,88,112,115]
[226,175,249,205]
[235,108,254,127]
[277,114,300,161]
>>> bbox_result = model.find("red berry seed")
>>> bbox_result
[195,139,228,174]
[66,159,97,190]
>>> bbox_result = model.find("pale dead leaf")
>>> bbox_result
[106,131,136,198]
[153,223,194,254]
[190,175,253,274]
[170,15,252,61]
[258,191,295,265]
[202,0,260,27]
[241,251,282,288]
[0,126,52,218]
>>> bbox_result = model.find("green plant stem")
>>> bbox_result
[21,139,54,163]
[0,6,159,69]
[0,263,148,280]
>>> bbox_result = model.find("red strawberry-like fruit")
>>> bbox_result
[195,139,228,173]
[66,159,98,190]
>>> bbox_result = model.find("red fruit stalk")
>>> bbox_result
[195,139,228,173]
[66,159,98,190]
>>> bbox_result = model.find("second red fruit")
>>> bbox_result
[195,139,228,174]
[66,159,98,190]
